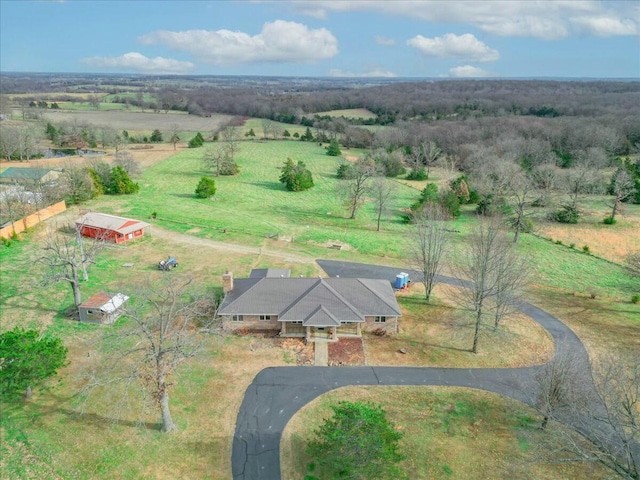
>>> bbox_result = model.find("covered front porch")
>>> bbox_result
[280,321,362,343]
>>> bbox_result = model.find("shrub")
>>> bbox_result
[570,243,576,249]
[325,139,341,156]
[150,129,163,142]
[603,217,617,225]
[555,240,563,245]
[188,132,205,148]
[406,168,427,181]
[279,158,314,192]
[336,163,354,179]
[582,245,590,254]
[1,236,12,247]
[631,295,639,304]
[195,177,216,198]
[553,205,580,224]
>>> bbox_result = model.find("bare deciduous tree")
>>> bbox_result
[609,169,637,221]
[113,150,141,178]
[504,167,538,243]
[38,225,105,310]
[532,355,640,480]
[371,177,395,232]
[564,149,605,210]
[340,157,379,219]
[83,277,219,433]
[453,216,528,353]
[411,203,450,302]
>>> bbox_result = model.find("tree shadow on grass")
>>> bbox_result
[249,181,286,191]
[57,408,161,431]
[171,193,197,199]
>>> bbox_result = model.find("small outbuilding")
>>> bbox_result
[78,292,129,324]
[76,212,150,243]
[0,167,61,185]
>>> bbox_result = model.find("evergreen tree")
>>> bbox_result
[0,328,68,400]
[108,165,139,194]
[326,139,342,156]
[279,158,314,191]
[306,401,404,480]
[195,177,216,198]
[150,129,163,142]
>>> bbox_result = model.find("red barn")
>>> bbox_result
[76,212,150,244]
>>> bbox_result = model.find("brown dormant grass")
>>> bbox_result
[281,386,613,480]
[365,284,554,368]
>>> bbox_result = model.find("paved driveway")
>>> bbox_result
[231,260,591,479]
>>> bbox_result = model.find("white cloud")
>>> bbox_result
[571,15,637,36]
[329,67,397,77]
[448,65,498,78]
[291,1,638,39]
[138,20,338,65]
[375,35,396,46]
[80,52,194,74]
[407,33,499,62]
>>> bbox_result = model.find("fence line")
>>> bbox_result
[0,201,67,238]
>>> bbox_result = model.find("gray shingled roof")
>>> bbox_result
[218,276,400,327]
[249,268,291,278]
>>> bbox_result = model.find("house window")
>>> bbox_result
[374,316,387,323]
[232,315,244,322]
[291,321,303,325]
[259,315,272,321]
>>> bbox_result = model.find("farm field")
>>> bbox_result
[313,108,378,119]
[39,110,235,135]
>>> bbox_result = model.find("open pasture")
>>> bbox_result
[314,108,378,119]
[39,110,235,135]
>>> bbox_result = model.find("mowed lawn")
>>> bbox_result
[112,140,421,258]
[281,386,614,480]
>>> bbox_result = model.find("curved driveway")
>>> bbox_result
[231,260,591,479]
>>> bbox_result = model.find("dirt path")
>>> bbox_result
[150,226,317,265]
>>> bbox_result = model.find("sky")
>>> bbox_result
[0,0,639,78]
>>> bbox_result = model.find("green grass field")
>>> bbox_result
[1,134,639,479]
[103,140,420,258]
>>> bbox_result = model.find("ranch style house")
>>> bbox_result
[218,269,401,342]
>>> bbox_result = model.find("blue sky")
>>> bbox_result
[1,0,638,78]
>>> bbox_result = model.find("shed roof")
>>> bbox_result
[79,292,129,313]
[76,212,150,236]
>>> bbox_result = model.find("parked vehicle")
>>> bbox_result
[158,257,178,271]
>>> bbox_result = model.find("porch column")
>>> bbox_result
[356,322,361,336]
[306,326,311,342]
[281,322,286,336]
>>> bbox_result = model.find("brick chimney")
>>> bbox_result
[222,271,234,294]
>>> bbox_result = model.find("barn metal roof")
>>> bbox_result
[76,212,150,235]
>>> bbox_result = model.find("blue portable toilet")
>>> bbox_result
[403,272,410,287]
[395,274,404,289]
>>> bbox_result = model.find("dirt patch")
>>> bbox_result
[0,143,183,172]
[328,338,365,366]
[342,155,359,162]
[278,338,314,365]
